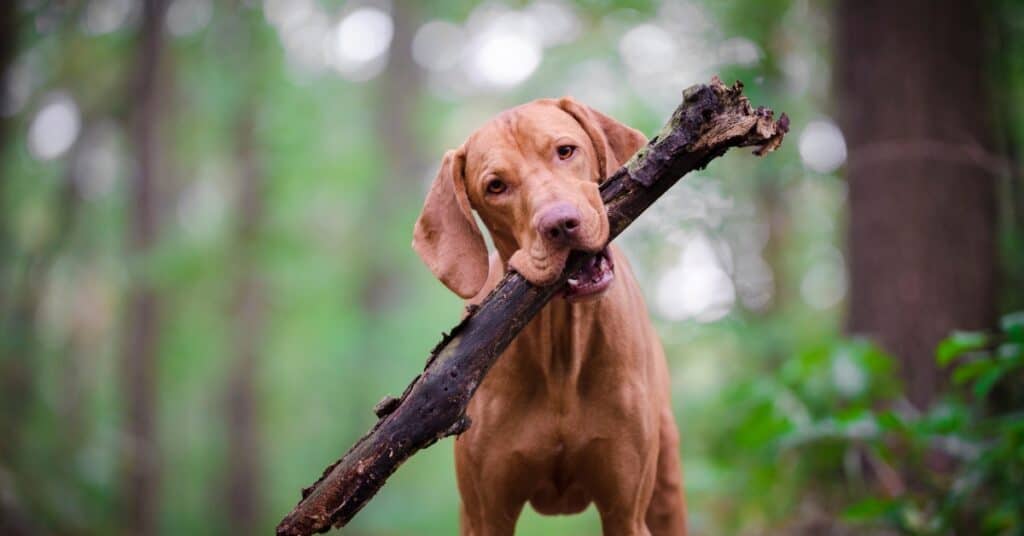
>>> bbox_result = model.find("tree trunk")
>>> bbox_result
[223,110,264,535]
[121,1,169,533]
[837,0,997,408]
[360,1,425,313]
[0,6,39,531]
[0,0,24,455]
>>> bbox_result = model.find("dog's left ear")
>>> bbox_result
[558,97,648,179]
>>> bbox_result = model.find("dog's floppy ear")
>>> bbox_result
[558,97,648,179]
[412,148,489,299]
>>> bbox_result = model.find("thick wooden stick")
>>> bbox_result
[276,78,788,536]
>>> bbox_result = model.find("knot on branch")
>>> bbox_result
[373,396,401,418]
[445,415,472,437]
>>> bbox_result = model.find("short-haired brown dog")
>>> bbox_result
[413,98,687,536]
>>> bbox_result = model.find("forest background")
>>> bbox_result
[1,0,1022,534]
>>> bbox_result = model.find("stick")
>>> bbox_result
[276,78,788,536]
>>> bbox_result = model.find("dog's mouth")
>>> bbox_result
[562,247,614,302]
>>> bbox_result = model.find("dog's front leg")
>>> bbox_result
[454,434,532,536]
[579,408,661,536]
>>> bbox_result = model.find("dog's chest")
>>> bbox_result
[474,289,649,423]
[510,297,614,398]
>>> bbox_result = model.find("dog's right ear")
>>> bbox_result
[412,148,489,299]
[558,97,648,179]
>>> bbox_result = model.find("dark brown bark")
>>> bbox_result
[224,111,264,534]
[276,79,788,536]
[837,0,998,408]
[121,0,168,533]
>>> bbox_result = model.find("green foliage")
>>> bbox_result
[689,313,1024,535]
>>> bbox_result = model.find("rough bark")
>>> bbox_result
[121,0,169,533]
[276,78,788,536]
[837,0,997,408]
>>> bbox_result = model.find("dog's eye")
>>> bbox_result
[556,145,576,160]
[486,179,507,195]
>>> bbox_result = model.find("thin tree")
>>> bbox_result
[0,3,38,534]
[361,1,426,312]
[121,0,169,532]
[223,108,265,534]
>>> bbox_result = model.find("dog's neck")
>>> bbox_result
[480,236,633,391]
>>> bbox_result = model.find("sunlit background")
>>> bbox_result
[2,0,1022,535]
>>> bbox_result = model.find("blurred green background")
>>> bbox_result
[2,0,1023,534]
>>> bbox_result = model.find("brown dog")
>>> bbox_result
[413,98,687,535]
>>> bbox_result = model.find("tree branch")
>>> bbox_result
[276,78,788,536]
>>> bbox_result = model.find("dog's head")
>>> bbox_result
[413,98,647,300]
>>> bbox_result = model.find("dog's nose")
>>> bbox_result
[537,203,582,245]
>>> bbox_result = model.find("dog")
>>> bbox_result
[412,97,687,536]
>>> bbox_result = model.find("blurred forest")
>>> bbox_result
[1,0,1023,535]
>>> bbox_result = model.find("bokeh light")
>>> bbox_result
[799,118,848,173]
[27,92,81,161]
[82,0,134,35]
[801,245,848,310]
[166,0,212,37]
[412,21,464,72]
[467,29,542,88]
[335,8,394,65]
[656,232,736,323]
[73,121,122,200]
[619,24,677,75]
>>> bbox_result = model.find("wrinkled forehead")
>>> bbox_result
[463,102,588,179]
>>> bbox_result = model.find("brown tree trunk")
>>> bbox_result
[223,110,264,535]
[121,0,169,533]
[837,0,998,408]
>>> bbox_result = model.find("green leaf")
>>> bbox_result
[937,331,989,366]
[952,359,994,385]
[876,410,906,432]
[843,497,900,522]
[997,343,1024,363]
[973,365,1007,399]
[1001,311,1024,342]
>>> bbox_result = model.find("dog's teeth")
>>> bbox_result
[567,278,578,285]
